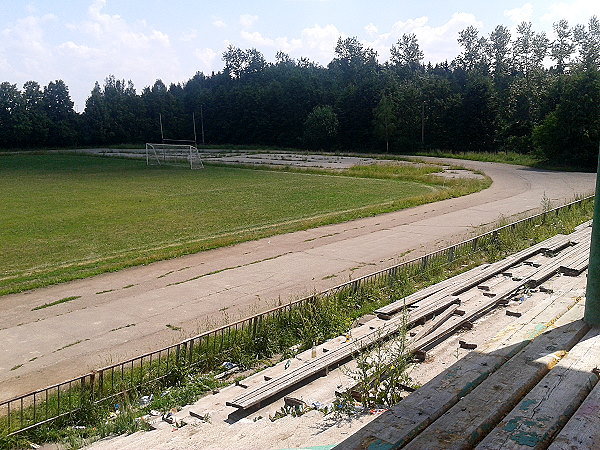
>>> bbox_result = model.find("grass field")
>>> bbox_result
[0,153,489,295]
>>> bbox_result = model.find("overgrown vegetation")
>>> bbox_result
[339,325,413,410]
[0,153,489,295]
[414,150,543,167]
[1,196,592,449]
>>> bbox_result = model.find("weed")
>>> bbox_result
[31,296,81,311]
[340,323,413,410]
[269,404,309,421]
[53,339,88,353]
[110,324,136,332]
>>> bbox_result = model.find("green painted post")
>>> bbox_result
[585,146,600,326]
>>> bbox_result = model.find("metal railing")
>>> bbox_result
[0,195,593,436]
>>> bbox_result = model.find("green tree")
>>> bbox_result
[329,36,378,84]
[457,74,497,151]
[390,33,424,72]
[550,20,575,74]
[303,105,338,150]
[0,82,25,147]
[222,45,267,79]
[455,26,490,73]
[392,81,422,150]
[513,22,549,78]
[533,69,600,166]
[488,25,512,88]
[43,79,77,146]
[373,94,397,152]
[22,81,50,146]
[573,16,600,70]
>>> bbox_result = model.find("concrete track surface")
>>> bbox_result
[0,157,595,400]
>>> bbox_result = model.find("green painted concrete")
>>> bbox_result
[585,147,600,326]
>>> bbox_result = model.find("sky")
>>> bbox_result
[0,0,598,111]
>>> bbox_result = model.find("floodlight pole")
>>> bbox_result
[585,145,600,326]
[159,113,165,144]
[192,112,198,146]
[200,104,205,145]
[421,101,425,146]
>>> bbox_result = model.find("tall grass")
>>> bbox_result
[415,150,542,167]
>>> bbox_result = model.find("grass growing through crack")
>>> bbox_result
[31,296,81,311]
[0,196,592,449]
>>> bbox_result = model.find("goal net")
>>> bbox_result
[145,143,204,169]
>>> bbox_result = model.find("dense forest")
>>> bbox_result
[1,17,599,167]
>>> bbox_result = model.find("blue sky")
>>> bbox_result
[1,0,598,111]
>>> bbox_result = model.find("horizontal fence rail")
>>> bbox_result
[0,195,594,435]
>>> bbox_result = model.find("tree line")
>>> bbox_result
[0,17,599,167]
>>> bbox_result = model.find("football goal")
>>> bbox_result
[145,143,204,169]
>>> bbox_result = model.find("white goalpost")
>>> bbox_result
[145,143,204,169]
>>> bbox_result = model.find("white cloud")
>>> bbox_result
[504,3,534,24]
[74,1,170,50]
[180,29,198,42]
[365,23,378,36]
[363,13,482,65]
[241,30,275,46]
[240,31,303,54]
[239,14,258,28]
[1,13,57,77]
[232,23,338,64]
[212,18,226,28]
[299,23,341,62]
[540,0,599,25]
[58,41,95,59]
[195,47,218,72]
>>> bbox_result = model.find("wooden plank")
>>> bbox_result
[333,291,584,450]
[375,265,488,317]
[441,235,569,298]
[476,327,600,449]
[376,233,570,318]
[405,294,462,326]
[412,268,543,352]
[541,234,572,252]
[548,380,600,450]
[401,304,589,450]
[477,275,508,291]
[525,245,584,286]
[569,222,592,242]
[560,245,590,276]
[573,219,592,232]
[411,303,460,342]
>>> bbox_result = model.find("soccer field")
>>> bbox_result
[0,153,487,295]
